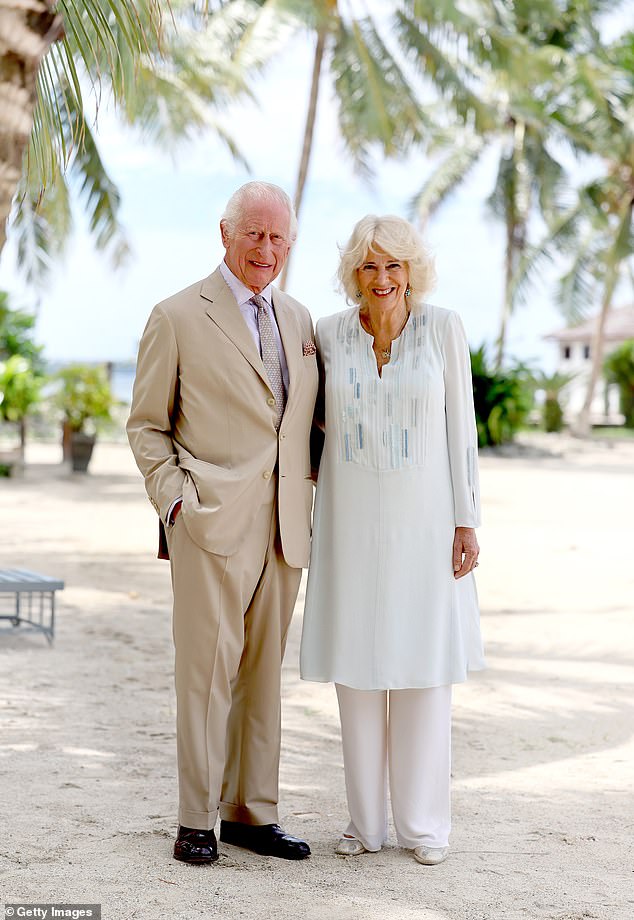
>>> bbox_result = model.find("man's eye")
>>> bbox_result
[248,231,260,239]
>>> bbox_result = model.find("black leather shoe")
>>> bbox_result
[219,820,310,860]
[173,825,218,864]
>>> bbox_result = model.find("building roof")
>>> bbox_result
[545,305,634,344]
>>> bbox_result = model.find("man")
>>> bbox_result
[127,182,318,864]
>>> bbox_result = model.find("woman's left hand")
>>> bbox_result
[453,527,479,579]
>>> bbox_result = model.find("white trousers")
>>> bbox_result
[335,684,452,851]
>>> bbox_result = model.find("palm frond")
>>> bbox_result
[555,240,602,323]
[69,118,129,264]
[410,135,485,221]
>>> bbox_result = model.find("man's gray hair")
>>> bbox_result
[221,181,298,242]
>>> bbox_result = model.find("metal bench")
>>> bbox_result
[0,569,64,644]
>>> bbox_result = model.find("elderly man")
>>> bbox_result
[127,182,318,863]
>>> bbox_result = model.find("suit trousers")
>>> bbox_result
[335,684,452,850]
[167,479,302,829]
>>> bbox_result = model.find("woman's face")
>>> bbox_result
[356,246,409,313]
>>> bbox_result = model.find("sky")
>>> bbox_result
[0,13,631,373]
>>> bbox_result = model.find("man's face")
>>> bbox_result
[221,198,292,293]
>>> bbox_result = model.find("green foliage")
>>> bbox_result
[15,0,254,285]
[0,291,44,369]
[54,363,115,433]
[470,345,533,447]
[604,340,634,428]
[543,397,564,432]
[0,356,44,423]
[531,369,575,432]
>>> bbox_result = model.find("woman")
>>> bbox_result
[300,214,485,866]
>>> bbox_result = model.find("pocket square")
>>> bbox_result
[303,341,317,356]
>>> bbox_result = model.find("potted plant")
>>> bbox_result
[55,364,114,472]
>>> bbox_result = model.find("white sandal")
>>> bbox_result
[335,835,367,856]
[413,845,449,865]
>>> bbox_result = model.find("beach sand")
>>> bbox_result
[1,433,632,920]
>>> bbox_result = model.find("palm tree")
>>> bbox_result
[512,28,633,435]
[3,0,257,284]
[229,0,427,290]
[0,0,64,253]
[397,0,608,368]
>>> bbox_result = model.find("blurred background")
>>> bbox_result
[1,0,633,471]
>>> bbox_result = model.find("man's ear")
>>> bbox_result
[220,220,230,249]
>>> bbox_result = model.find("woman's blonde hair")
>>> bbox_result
[337,214,436,306]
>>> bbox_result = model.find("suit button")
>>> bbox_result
[262,470,271,480]
[267,396,275,407]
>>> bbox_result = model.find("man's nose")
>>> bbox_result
[257,237,274,259]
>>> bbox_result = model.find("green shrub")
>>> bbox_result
[470,346,533,447]
[0,355,43,423]
[531,370,575,433]
[604,340,634,428]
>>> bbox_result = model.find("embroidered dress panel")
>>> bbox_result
[252,294,285,429]
[332,308,430,469]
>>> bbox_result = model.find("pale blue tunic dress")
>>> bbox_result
[300,302,485,690]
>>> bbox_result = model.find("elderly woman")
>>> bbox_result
[300,214,485,866]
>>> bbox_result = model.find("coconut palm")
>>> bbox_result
[512,28,633,435]
[2,0,258,283]
[227,0,428,289]
[397,0,612,368]
[0,0,64,253]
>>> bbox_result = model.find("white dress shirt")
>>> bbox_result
[219,261,290,392]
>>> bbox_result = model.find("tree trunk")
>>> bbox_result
[495,120,527,370]
[572,265,619,437]
[18,414,26,458]
[0,0,64,254]
[495,221,515,369]
[279,25,328,292]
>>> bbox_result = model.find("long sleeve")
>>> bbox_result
[443,311,481,528]
[126,305,186,523]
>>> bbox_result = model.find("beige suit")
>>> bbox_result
[127,269,318,828]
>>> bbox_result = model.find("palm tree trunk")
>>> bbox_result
[279,25,328,292]
[495,224,515,369]
[572,264,620,437]
[0,0,63,254]
[495,120,527,370]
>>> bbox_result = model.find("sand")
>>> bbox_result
[1,432,633,920]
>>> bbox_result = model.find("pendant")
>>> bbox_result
[381,349,391,360]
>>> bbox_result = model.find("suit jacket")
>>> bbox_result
[127,269,319,567]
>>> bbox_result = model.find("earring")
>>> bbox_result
[405,285,411,297]
[356,290,362,299]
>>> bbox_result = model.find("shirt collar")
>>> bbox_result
[219,261,273,307]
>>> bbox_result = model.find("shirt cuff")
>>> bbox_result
[167,496,183,526]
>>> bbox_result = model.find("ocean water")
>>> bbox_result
[111,363,136,405]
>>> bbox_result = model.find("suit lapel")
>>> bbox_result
[272,290,302,403]
[200,271,270,390]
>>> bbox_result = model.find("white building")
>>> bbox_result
[544,305,634,424]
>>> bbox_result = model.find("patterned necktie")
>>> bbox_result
[252,294,286,429]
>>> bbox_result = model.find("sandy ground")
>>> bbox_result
[0,433,633,920]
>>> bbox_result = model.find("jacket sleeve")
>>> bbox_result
[442,310,481,528]
[126,305,186,523]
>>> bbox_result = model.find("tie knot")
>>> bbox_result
[251,294,268,312]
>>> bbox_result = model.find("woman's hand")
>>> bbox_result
[452,527,479,579]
